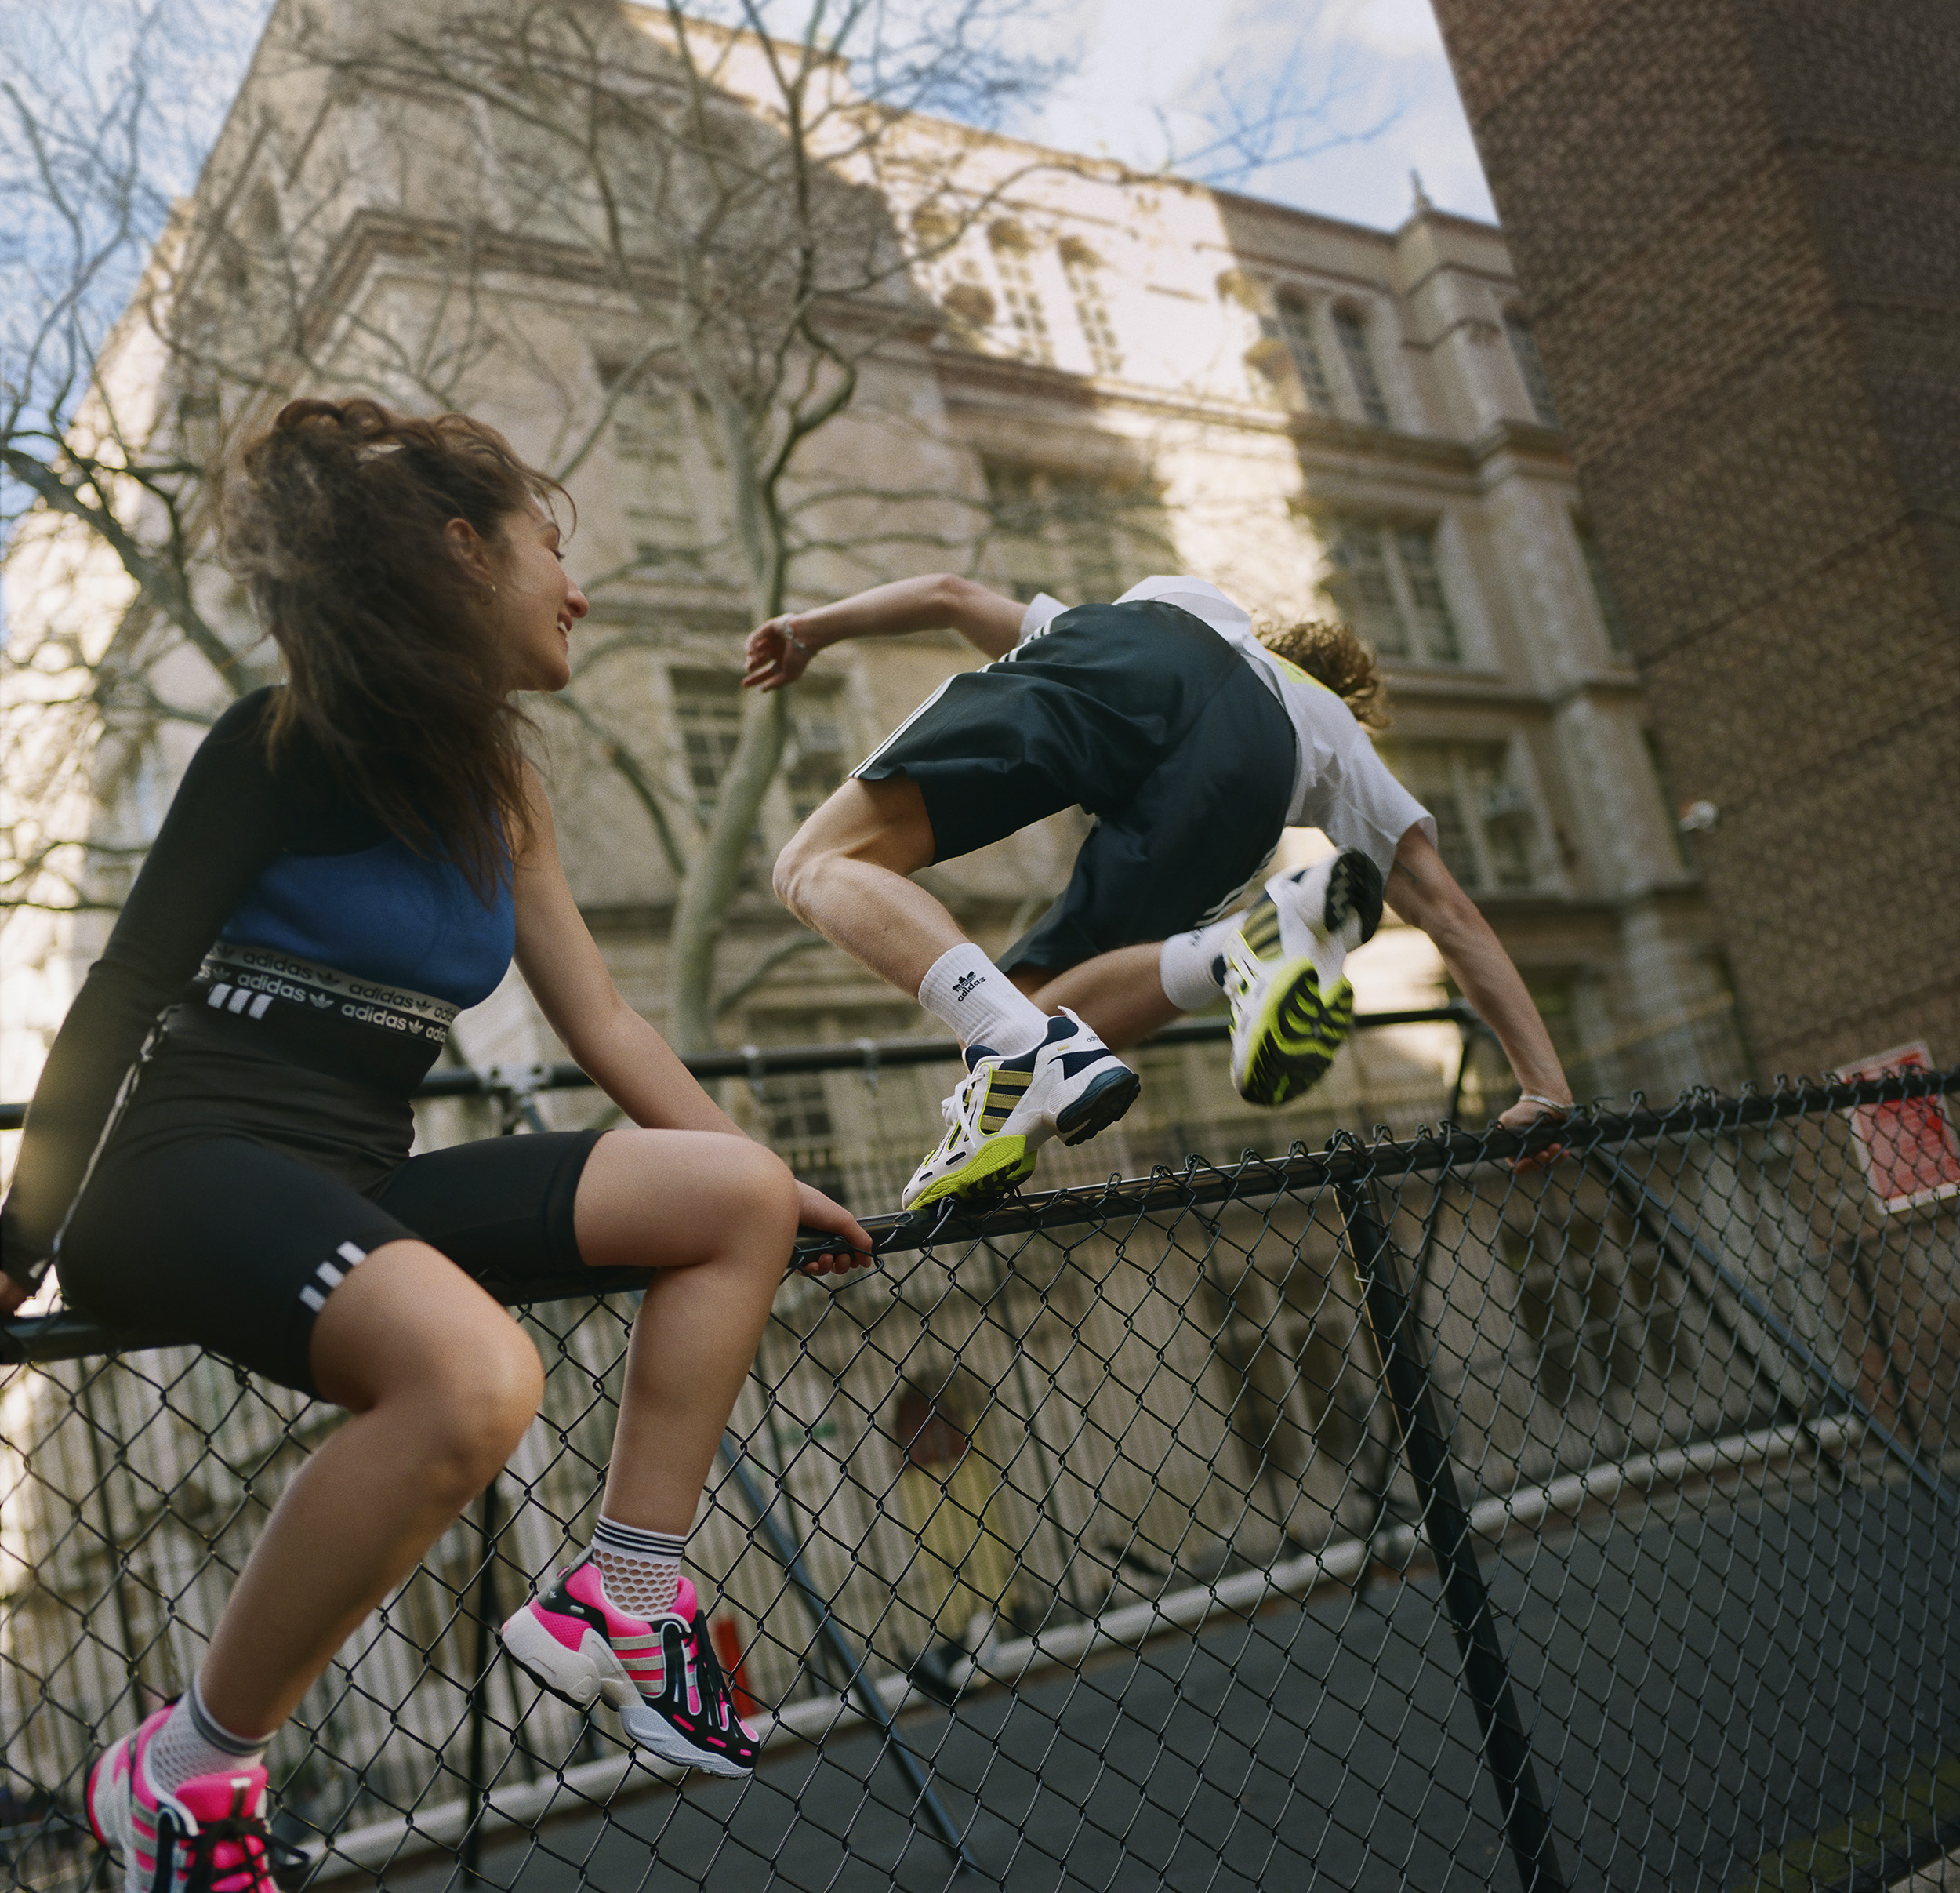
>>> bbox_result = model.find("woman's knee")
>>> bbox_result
[694,1136,800,1253]
[415,1327,543,1490]
[313,1239,540,1440]
[578,1130,800,1271]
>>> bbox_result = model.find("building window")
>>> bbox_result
[1272,291,1334,415]
[669,668,744,820]
[1060,241,1123,376]
[1377,739,1541,891]
[757,1070,848,1203]
[982,460,1166,602]
[605,368,700,565]
[988,225,1053,365]
[784,678,849,822]
[1331,306,1391,426]
[1321,519,1461,663]
[938,271,996,348]
[1574,518,1628,655]
[763,1070,833,1145]
[1504,309,1560,428]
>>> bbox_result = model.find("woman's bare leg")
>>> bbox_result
[198,1241,545,1738]
[194,1132,800,1736]
[572,1129,801,1531]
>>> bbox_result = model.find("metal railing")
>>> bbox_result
[4,1051,1957,1890]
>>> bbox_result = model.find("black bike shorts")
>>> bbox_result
[56,1023,603,1397]
[855,600,1297,973]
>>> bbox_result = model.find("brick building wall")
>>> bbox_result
[1429,0,1960,1077]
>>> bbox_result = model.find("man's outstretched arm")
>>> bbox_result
[1384,827,1573,1132]
[744,575,1026,691]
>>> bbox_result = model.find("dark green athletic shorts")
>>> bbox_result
[854,600,1297,974]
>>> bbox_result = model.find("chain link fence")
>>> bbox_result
[4,1037,1957,1891]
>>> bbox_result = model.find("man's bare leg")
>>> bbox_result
[1011,945,1184,1051]
[777,776,1144,1206]
[772,777,963,994]
[776,782,1184,1048]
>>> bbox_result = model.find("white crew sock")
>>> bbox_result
[591,1515,687,1620]
[1158,912,1248,1012]
[146,1677,268,1797]
[917,943,1050,1055]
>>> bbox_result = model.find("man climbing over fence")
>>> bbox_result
[746,572,1573,1208]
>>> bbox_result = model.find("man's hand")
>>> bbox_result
[1497,1095,1572,1172]
[742,618,813,693]
[792,1181,874,1277]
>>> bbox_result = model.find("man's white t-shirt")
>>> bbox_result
[1015,577,1435,878]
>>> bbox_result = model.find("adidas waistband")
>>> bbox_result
[196,943,459,1045]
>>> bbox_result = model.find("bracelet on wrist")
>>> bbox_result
[783,623,812,656]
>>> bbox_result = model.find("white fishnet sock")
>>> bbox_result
[590,1516,685,1620]
[146,1678,267,1797]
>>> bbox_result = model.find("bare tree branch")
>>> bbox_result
[713,928,825,1017]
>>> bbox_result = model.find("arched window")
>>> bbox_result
[1058,238,1122,376]
[987,223,1053,365]
[1275,290,1334,415]
[1331,305,1392,426]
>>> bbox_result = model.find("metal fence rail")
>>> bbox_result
[4,1062,1958,1891]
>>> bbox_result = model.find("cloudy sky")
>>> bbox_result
[1018,0,1496,232]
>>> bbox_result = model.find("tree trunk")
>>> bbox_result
[667,683,788,1052]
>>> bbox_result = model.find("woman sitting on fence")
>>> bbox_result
[0,399,869,1893]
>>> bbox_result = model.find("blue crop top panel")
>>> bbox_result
[2,688,524,1278]
[220,833,516,1012]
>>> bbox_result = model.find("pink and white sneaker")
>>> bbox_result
[85,1705,291,1891]
[499,1557,760,1778]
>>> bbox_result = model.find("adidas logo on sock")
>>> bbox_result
[951,970,982,1002]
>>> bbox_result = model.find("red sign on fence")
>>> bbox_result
[1834,1041,1960,1215]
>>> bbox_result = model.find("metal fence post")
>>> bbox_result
[459,1471,502,1888]
[1338,1179,1567,1893]
[1594,1158,1959,1513]
[717,1441,977,1873]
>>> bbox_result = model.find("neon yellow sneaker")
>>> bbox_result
[1225,848,1384,1107]
[903,1009,1140,1211]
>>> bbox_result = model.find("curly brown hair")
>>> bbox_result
[1256,618,1391,731]
[223,398,568,897]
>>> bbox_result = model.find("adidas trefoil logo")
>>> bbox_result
[951,970,982,1003]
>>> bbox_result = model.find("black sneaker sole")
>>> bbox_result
[1056,1064,1142,1146]
[1239,964,1355,1107]
[1324,849,1385,945]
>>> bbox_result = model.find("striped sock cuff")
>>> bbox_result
[188,1677,268,1760]
[593,1516,688,1561]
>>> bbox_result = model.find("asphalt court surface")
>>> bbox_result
[373,1471,1959,1891]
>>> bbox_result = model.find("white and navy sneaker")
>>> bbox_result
[902,1009,1140,1211]
[1225,848,1385,1107]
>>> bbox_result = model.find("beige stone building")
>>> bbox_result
[1,10,1742,1221]
[0,13,1765,1862]
[0,9,1740,1195]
